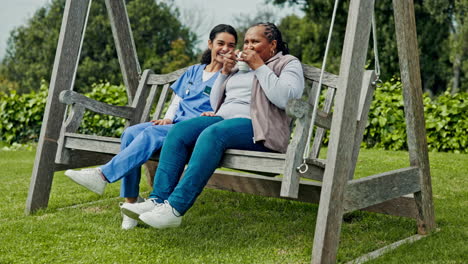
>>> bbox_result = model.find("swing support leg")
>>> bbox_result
[25,0,91,214]
[311,0,374,263]
[392,0,436,234]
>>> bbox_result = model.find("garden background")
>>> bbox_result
[0,0,466,263]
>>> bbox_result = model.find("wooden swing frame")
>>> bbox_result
[25,0,436,263]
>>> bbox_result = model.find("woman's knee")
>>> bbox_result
[121,123,151,145]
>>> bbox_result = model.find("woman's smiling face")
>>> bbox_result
[209,32,236,64]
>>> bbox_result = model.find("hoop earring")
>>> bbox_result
[270,49,275,56]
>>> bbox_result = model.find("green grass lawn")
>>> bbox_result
[0,148,466,263]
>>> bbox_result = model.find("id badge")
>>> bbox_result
[203,85,212,96]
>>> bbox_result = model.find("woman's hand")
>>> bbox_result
[221,51,238,75]
[200,112,216,117]
[151,118,173,125]
[239,49,265,70]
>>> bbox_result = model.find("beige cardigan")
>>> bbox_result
[214,52,301,153]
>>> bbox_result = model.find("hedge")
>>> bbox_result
[0,80,466,153]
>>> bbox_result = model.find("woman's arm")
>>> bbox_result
[163,94,182,120]
[151,95,182,125]
[254,59,305,109]
[210,73,228,110]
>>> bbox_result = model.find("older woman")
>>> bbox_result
[121,22,304,229]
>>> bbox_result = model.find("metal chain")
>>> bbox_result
[372,12,382,87]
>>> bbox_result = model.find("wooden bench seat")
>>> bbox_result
[55,63,384,205]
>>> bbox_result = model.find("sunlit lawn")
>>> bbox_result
[0,147,466,263]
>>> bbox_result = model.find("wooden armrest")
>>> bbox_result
[59,90,135,119]
[286,99,332,129]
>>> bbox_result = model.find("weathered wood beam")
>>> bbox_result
[344,167,420,212]
[312,0,374,263]
[147,67,189,85]
[63,133,121,155]
[55,150,114,171]
[207,171,418,219]
[25,0,91,214]
[59,90,135,119]
[302,64,339,89]
[207,171,322,203]
[221,150,285,174]
[105,0,140,103]
[349,70,376,179]
[393,0,436,234]
[360,195,418,219]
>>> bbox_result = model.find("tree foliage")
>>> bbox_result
[0,0,197,94]
[270,0,464,94]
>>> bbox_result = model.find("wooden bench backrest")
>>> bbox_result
[136,64,342,158]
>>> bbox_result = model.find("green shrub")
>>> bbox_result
[424,91,467,153]
[364,79,467,153]
[0,81,48,144]
[364,79,408,151]
[0,82,127,145]
[0,79,466,153]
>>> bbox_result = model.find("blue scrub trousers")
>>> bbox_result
[149,116,271,215]
[100,122,173,198]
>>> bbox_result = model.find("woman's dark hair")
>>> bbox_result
[200,24,238,64]
[252,22,289,55]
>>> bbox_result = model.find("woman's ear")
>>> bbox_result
[271,39,277,51]
[208,39,213,50]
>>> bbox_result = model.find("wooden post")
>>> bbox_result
[311,0,374,263]
[105,0,140,103]
[25,0,91,214]
[392,0,436,234]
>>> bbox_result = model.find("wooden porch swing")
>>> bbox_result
[26,0,436,263]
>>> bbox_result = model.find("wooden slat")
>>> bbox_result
[349,70,376,179]
[59,90,135,119]
[312,1,374,263]
[393,0,436,234]
[152,83,171,120]
[310,87,336,159]
[140,84,160,123]
[63,133,121,155]
[55,150,114,171]
[344,167,420,211]
[221,150,285,174]
[147,67,188,85]
[55,104,85,164]
[128,69,152,126]
[26,0,92,215]
[286,99,332,129]
[281,97,313,197]
[302,64,339,89]
[105,0,140,103]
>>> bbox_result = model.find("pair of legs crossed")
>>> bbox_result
[148,116,271,215]
[100,122,173,201]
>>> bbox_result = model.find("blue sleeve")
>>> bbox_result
[170,65,197,98]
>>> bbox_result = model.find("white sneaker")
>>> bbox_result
[120,198,159,220]
[121,214,138,230]
[120,197,144,230]
[139,201,182,229]
[65,168,107,195]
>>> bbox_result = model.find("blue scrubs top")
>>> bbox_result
[171,64,220,123]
